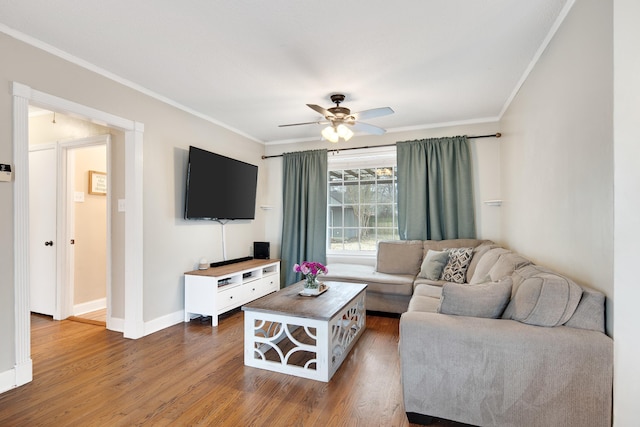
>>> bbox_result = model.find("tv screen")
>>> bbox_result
[184,146,258,220]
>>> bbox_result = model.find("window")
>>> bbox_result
[327,147,398,252]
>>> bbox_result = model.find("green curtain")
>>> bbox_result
[397,136,476,240]
[281,149,328,286]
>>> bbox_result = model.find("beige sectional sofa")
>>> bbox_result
[324,239,613,427]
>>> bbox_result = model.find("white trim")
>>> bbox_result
[386,116,500,135]
[0,363,32,394]
[0,362,35,394]
[12,87,32,388]
[61,145,76,320]
[143,311,185,337]
[73,298,107,316]
[0,24,261,144]
[0,369,15,394]
[108,317,125,333]
[498,0,576,119]
[124,125,145,339]
[11,81,145,389]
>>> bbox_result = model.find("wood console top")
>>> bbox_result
[185,259,280,277]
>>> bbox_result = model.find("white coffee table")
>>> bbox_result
[242,281,367,382]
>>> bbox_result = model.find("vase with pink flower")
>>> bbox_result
[293,261,328,294]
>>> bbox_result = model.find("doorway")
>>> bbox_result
[28,109,110,325]
[64,140,109,326]
[12,82,144,389]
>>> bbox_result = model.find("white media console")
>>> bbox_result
[184,258,280,327]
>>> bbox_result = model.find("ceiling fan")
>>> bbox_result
[279,94,394,143]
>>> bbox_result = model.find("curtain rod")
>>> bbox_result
[261,133,501,159]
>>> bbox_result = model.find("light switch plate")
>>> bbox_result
[74,192,85,202]
[0,164,12,182]
[118,199,126,212]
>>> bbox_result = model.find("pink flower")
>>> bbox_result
[293,261,328,277]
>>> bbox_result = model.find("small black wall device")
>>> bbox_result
[254,242,270,259]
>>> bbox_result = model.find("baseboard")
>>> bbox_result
[0,368,15,394]
[107,316,124,333]
[144,310,184,336]
[107,311,184,337]
[0,359,32,395]
[73,298,106,315]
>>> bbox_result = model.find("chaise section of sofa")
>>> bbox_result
[400,310,612,427]
[400,251,613,427]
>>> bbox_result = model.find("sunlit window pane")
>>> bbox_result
[327,164,398,253]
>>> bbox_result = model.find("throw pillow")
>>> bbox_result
[418,250,450,280]
[440,247,474,284]
[437,277,513,318]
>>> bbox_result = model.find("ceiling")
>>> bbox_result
[0,0,570,145]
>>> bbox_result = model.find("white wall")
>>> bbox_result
[499,0,613,333]
[264,121,502,264]
[613,0,640,424]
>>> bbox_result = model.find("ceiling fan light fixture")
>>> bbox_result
[336,124,353,141]
[322,125,340,143]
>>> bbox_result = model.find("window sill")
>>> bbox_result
[326,251,376,267]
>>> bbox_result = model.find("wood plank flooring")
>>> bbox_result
[68,308,107,326]
[0,312,469,427]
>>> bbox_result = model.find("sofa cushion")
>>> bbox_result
[437,277,512,319]
[564,287,606,333]
[418,250,450,280]
[413,277,451,288]
[469,247,511,284]
[323,263,415,296]
[440,247,474,284]
[422,238,487,258]
[407,295,441,313]
[486,252,531,282]
[466,241,498,281]
[413,283,443,299]
[503,266,583,327]
[375,240,423,275]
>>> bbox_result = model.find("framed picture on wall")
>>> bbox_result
[88,170,107,195]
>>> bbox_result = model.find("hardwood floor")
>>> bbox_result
[68,308,107,326]
[0,312,470,427]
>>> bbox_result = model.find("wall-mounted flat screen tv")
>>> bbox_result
[184,146,258,220]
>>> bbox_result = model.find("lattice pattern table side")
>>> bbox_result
[329,293,366,377]
[243,287,367,382]
[244,312,330,381]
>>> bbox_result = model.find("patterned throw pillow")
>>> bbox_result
[440,247,474,284]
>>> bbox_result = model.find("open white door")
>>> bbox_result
[28,145,57,316]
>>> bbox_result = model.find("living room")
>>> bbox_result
[0,0,638,425]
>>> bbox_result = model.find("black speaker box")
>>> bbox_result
[254,242,270,259]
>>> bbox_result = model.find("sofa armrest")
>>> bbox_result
[399,311,612,427]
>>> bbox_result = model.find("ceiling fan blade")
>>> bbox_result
[352,107,394,121]
[350,121,387,135]
[307,104,335,118]
[279,120,330,127]
[279,121,321,127]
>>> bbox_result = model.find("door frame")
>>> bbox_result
[12,82,144,388]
